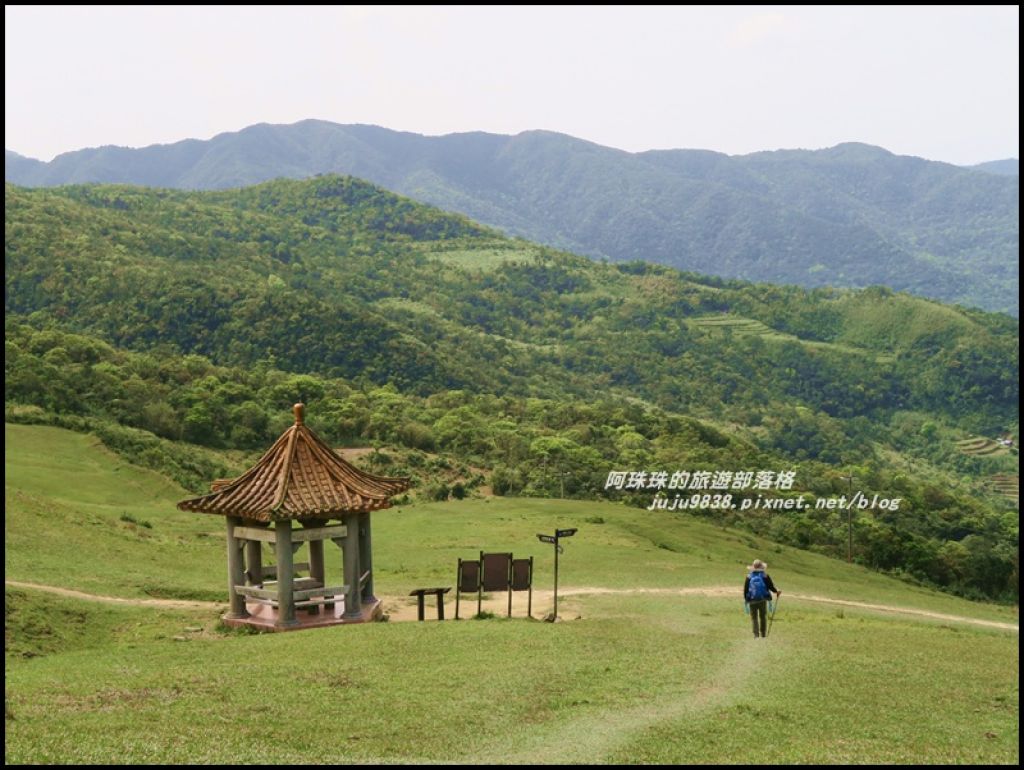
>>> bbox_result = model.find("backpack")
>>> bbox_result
[747,571,770,601]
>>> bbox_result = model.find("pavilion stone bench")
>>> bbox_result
[234,572,349,613]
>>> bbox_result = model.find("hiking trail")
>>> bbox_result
[6,580,1016,631]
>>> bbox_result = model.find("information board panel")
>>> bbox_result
[481,552,512,591]
[458,559,480,593]
[511,558,532,591]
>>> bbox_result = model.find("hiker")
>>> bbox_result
[744,559,781,638]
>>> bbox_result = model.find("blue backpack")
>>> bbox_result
[747,571,770,601]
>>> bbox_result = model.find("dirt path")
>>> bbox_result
[554,586,1018,631]
[782,592,1018,630]
[382,585,1017,631]
[4,580,222,610]
[7,580,1016,631]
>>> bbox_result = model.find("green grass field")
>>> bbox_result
[686,315,896,364]
[421,244,539,271]
[832,292,981,353]
[4,423,1019,764]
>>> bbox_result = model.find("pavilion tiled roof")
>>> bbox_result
[177,404,410,522]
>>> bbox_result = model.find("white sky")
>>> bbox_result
[4,5,1019,165]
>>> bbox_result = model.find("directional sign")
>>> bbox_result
[537,529,577,622]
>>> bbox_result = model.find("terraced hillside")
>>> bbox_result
[956,437,1015,458]
[688,315,784,338]
[986,474,1019,505]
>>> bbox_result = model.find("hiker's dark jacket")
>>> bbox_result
[743,571,779,601]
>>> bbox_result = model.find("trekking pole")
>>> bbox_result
[766,594,781,637]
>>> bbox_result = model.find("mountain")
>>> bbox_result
[5,176,1019,600]
[5,150,45,180]
[6,121,1018,315]
[969,158,1019,176]
[6,175,1017,422]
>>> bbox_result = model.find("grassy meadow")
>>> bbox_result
[4,423,1019,764]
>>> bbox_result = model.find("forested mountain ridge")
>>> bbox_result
[5,176,1019,600]
[969,158,1019,176]
[5,176,1017,420]
[6,121,1018,315]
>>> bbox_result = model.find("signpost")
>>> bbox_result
[537,527,577,620]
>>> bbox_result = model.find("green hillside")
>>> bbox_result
[5,121,1018,314]
[4,177,1019,602]
[3,423,1014,618]
[4,177,1016,419]
[4,423,1018,764]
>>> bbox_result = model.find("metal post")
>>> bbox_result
[455,559,462,620]
[507,557,513,618]
[527,556,533,618]
[553,539,559,619]
[477,551,483,617]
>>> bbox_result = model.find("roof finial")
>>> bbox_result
[293,403,305,425]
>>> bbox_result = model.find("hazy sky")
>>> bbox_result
[5,6,1019,164]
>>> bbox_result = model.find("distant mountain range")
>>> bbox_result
[5,121,1019,315]
[969,159,1019,176]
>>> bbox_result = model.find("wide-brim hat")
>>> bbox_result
[747,559,767,571]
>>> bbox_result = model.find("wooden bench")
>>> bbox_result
[409,587,452,621]
[234,579,349,611]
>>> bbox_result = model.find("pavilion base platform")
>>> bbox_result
[222,598,383,631]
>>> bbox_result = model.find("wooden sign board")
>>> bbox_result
[458,559,480,593]
[511,558,532,591]
[481,552,512,591]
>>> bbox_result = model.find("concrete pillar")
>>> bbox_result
[306,521,327,615]
[307,528,326,585]
[342,514,362,619]
[225,517,249,619]
[358,512,375,603]
[245,539,263,586]
[274,523,299,628]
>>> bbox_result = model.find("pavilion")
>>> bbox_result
[178,403,410,630]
